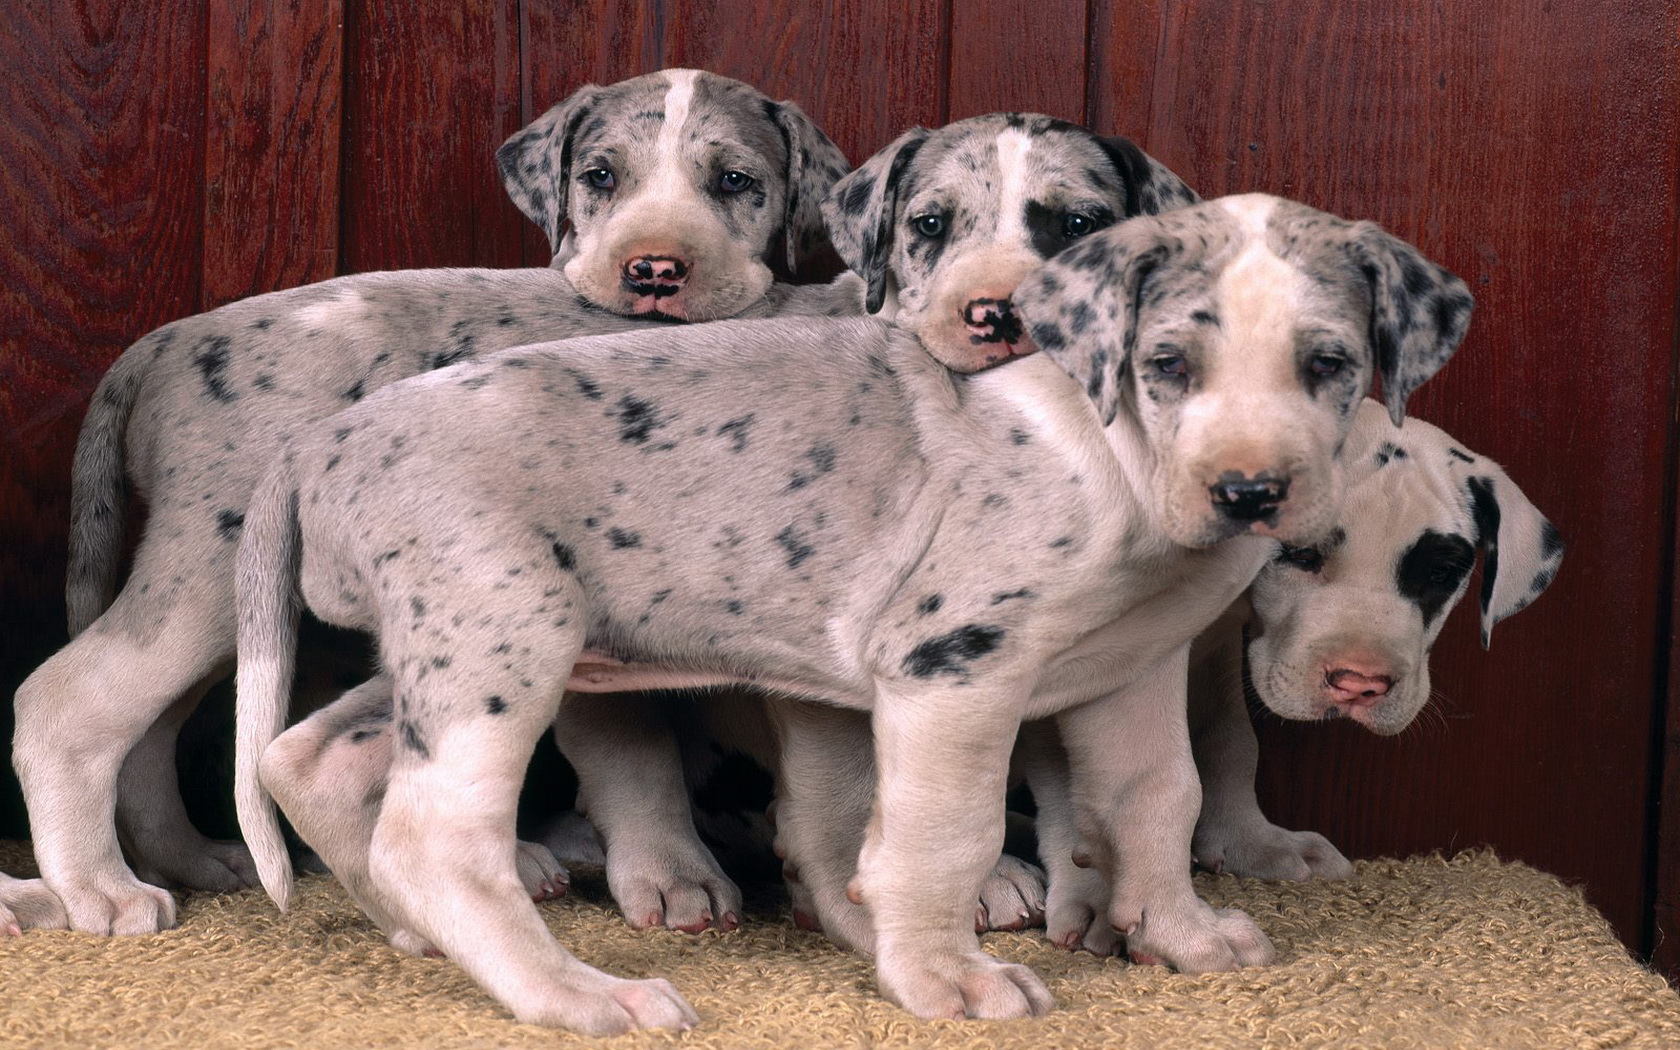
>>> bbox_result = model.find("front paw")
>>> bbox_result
[1118,901,1274,973]
[1194,819,1353,881]
[977,854,1046,932]
[877,948,1055,1020]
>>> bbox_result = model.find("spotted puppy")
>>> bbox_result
[254,112,1200,940]
[1040,399,1563,953]
[12,67,850,936]
[234,193,1471,1031]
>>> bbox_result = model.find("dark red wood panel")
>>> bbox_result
[1655,426,1680,974]
[340,0,523,273]
[1085,0,1162,141]
[660,0,950,164]
[948,0,1088,123]
[203,0,345,308]
[1091,0,1680,947]
[0,0,211,833]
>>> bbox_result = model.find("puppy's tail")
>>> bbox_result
[234,452,303,911]
[66,333,153,635]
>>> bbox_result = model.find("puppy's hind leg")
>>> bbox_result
[368,575,694,1034]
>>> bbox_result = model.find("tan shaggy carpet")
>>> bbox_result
[1,842,1676,1049]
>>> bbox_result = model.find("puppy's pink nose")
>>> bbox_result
[960,296,1030,351]
[623,255,689,296]
[1325,667,1393,705]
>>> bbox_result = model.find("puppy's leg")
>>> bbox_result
[554,692,740,932]
[0,873,67,935]
[768,697,875,951]
[1189,628,1352,879]
[1017,721,1119,955]
[859,683,1053,1021]
[1058,645,1274,972]
[368,579,693,1034]
[13,550,231,934]
[119,684,259,893]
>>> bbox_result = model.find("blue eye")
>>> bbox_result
[1152,353,1188,377]
[1310,353,1347,377]
[912,214,945,238]
[584,168,615,190]
[719,170,754,193]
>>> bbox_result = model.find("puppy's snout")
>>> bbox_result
[960,296,1028,348]
[1324,667,1394,706]
[622,255,690,297]
[1208,473,1290,522]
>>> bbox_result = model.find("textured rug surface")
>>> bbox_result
[1,842,1676,1049]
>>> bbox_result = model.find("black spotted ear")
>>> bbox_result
[1013,225,1171,427]
[1092,136,1201,216]
[1461,463,1565,648]
[766,100,852,276]
[497,85,603,258]
[820,126,930,313]
[1346,224,1475,426]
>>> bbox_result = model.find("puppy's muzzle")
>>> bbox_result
[623,255,690,299]
[1324,667,1393,706]
[1208,472,1291,523]
[961,297,1030,351]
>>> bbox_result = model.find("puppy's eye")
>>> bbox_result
[912,214,946,238]
[583,168,615,191]
[718,170,754,193]
[1277,545,1325,573]
[1151,353,1189,378]
[1429,563,1465,587]
[1309,353,1347,377]
[1063,213,1096,238]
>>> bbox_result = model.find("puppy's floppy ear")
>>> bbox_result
[1458,460,1565,649]
[1345,223,1475,426]
[1092,135,1201,216]
[821,126,930,313]
[497,84,602,258]
[766,100,852,276]
[1013,220,1172,427]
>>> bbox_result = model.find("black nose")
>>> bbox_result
[1209,473,1290,521]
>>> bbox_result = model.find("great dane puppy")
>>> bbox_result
[1041,399,1564,953]
[235,193,1472,1031]
[13,67,851,936]
[255,112,1200,939]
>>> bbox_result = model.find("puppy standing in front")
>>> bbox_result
[234,193,1472,1031]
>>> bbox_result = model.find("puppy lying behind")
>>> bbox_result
[259,111,1201,940]
[235,194,1471,1031]
[1039,398,1564,953]
[13,67,850,936]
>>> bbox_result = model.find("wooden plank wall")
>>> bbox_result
[2,0,1676,963]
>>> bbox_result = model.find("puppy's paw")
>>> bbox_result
[1043,865,1119,954]
[56,873,177,936]
[977,854,1046,932]
[1194,819,1353,881]
[0,877,68,934]
[613,844,742,934]
[1117,901,1274,973]
[515,840,570,902]
[133,839,259,893]
[878,948,1055,1020]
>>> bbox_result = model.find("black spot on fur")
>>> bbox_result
[193,336,237,403]
[1373,442,1409,468]
[324,454,340,472]
[400,720,431,760]
[1540,520,1565,560]
[252,317,274,330]
[725,599,745,615]
[607,527,641,549]
[1009,428,1031,446]
[787,443,838,491]
[485,695,507,715]
[373,549,401,567]
[343,379,365,402]
[569,370,604,400]
[1190,310,1220,327]
[1468,476,1501,619]
[1395,529,1475,626]
[616,395,663,444]
[552,542,576,571]
[253,373,275,391]
[410,596,427,619]
[776,525,815,569]
[1029,322,1067,351]
[216,509,244,541]
[431,655,452,670]
[991,588,1033,604]
[902,624,1006,678]
[1447,447,1476,464]
[718,415,755,453]
[917,594,943,616]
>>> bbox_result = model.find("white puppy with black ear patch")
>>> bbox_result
[1041,399,1565,952]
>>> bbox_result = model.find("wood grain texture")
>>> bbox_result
[0,0,210,833]
[660,0,950,164]
[203,0,345,308]
[949,0,1088,123]
[340,0,523,273]
[1090,0,1680,948]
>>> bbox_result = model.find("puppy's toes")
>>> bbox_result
[0,878,68,933]
[977,854,1046,931]
[515,840,570,901]
[609,977,699,1031]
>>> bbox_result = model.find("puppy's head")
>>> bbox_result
[822,114,1197,372]
[499,69,850,320]
[1245,400,1565,733]
[1015,194,1475,549]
